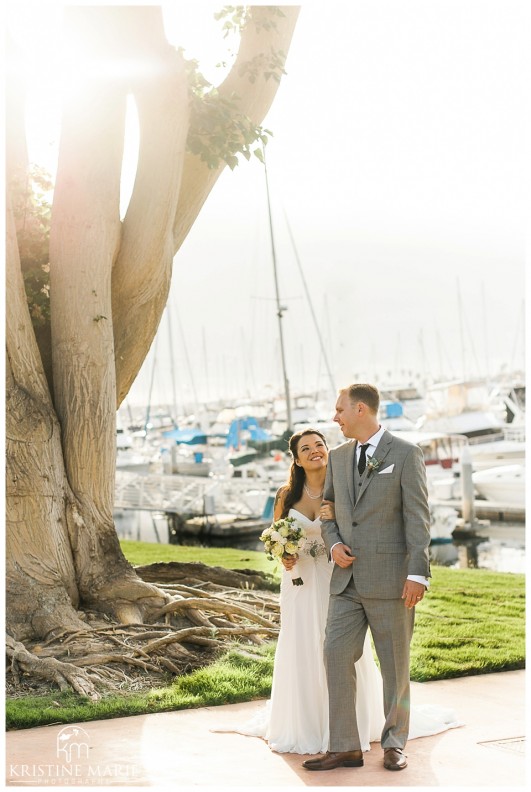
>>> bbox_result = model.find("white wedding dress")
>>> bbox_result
[220,509,461,754]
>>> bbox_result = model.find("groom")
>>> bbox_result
[303,383,430,772]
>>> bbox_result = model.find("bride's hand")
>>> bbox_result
[282,554,298,570]
[319,499,335,521]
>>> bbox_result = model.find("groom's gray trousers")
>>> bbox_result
[324,578,415,751]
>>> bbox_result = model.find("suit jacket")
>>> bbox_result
[321,429,431,598]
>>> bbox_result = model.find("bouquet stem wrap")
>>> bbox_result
[288,561,304,586]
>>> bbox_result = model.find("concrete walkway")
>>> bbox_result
[5,670,525,788]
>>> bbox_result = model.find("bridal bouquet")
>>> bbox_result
[259,516,307,585]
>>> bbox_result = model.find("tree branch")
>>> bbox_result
[112,42,189,404]
[172,6,300,249]
[113,6,300,406]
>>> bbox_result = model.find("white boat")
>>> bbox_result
[429,504,459,543]
[116,428,152,473]
[472,465,525,507]
[379,400,418,432]
[391,430,467,481]
[379,383,427,423]
[468,439,525,471]
[418,380,503,440]
[116,449,152,474]
[430,475,462,501]
[488,379,525,429]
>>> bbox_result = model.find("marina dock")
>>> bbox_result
[430,498,525,523]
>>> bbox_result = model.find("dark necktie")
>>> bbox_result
[358,443,369,475]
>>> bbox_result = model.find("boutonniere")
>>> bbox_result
[366,457,381,475]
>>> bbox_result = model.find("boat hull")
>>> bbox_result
[472,465,525,507]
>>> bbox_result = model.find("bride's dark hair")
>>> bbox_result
[279,428,328,518]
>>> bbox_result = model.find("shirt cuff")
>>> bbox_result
[329,541,342,563]
[408,574,430,589]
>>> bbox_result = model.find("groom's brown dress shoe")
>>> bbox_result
[383,747,407,770]
[302,750,364,770]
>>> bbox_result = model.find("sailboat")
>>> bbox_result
[262,148,337,438]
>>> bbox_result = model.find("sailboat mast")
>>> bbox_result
[144,332,159,439]
[264,151,292,431]
[166,305,179,425]
[284,211,336,399]
[457,278,467,379]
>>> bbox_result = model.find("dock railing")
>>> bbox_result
[115,471,274,517]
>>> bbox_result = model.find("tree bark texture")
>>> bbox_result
[6,203,83,640]
[6,5,299,646]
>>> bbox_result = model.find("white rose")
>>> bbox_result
[272,542,285,558]
[284,541,298,554]
[270,530,283,542]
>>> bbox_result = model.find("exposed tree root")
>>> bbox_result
[6,636,103,700]
[6,562,280,698]
[135,561,278,591]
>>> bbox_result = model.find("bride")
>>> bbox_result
[232,428,460,755]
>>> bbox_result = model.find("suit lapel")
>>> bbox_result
[345,441,356,506]
[355,430,393,506]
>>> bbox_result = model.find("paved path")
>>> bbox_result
[5,670,525,788]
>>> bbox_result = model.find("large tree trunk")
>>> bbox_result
[5,33,83,641]
[47,6,168,623]
[6,202,82,640]
[5,5,299,664]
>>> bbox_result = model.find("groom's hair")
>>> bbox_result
[344,383,380,414]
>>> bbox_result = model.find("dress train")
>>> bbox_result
[215,509,461,754]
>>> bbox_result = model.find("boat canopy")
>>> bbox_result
[162,428,210,445]
[380,400,404,418]
[225,417,271,449]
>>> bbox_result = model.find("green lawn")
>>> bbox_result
[5,541,525,730]
[121,539,277,577]
[410,567,525,680]
[6,645,276,730]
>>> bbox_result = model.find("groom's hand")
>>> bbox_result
[402,580,425,609]
[331,543,356,568]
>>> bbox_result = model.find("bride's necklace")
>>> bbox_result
[304,483,323,500]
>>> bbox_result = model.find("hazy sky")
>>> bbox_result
[12,0,527,410]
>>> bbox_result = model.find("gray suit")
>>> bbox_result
[321,429,430,751]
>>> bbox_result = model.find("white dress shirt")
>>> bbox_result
[330,425,429,589]
[356,425,386,466]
